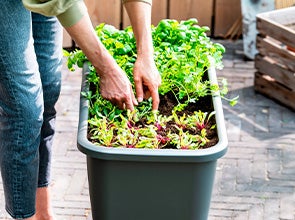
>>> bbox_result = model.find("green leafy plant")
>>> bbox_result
[65,18,237,150]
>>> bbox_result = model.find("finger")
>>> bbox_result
[144,90,151,99]
[111,98,127,110]
[150,89,160,110]
[111,100,123,110]
[134,79,144,103]
[124,96,134,111]
[130,86,138,106]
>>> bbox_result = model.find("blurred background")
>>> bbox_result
[63,0,295,60]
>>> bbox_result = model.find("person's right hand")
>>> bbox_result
[133,56,161,110]
[97,65,138,111]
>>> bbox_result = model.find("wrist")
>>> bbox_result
[136,38,154,57]
[91,49,119,77]
[136,52,155,62]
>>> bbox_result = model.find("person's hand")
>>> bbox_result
[64,12,138,111]
[98,65,138,111]
[133,56,161,110]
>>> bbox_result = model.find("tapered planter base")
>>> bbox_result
[87,157,217,220]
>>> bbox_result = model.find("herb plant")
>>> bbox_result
[65,18,235,150]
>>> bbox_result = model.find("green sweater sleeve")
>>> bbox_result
[122,0,152,5]
[22,0,87,27]
[22,0,151,27]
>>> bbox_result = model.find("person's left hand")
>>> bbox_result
[132,56,161,110]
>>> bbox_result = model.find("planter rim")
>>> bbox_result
[77,66,228,163]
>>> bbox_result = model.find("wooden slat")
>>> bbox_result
[85,0,121,29]
[214,0,242,37]
[122,0,168,29]
[254,72,295,110]
[255,55,295,91]
[257,6,295,25]
[275,0,295,9]
[169,0,213,35]
[256,7,295,48]
[122,8,130,29]
[151,0,168,26]
[256,36,295,72]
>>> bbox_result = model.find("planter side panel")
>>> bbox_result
[87,157,217,220]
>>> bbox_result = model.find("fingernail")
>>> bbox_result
[138,97,143,102]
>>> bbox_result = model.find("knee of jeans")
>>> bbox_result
[43,76,61,105]
[13,92,44,131]
[23,99,44,124]
[0,87,43,120]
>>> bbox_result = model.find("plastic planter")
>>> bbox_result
[77,66,228,220]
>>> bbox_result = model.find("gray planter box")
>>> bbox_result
[77,66,228,220]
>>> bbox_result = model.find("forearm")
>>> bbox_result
[65,14,118,76]
[22,0,86,27]
[123,1,154,57]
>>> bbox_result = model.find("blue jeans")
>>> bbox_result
[0,1,63,219]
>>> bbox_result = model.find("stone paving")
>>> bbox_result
[210,40,295,220]
[0,40,295,220]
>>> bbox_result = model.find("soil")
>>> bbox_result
[87,79,219,149]
[155,92,218,149]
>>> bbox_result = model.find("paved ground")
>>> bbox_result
[0,40,294,220]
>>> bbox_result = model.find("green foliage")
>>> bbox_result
[152,18,225,102]
[65,18,237,149]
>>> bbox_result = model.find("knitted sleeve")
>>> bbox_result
[122,0,152,5]
[22,0,87,27]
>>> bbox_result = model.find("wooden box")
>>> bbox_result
[255,7,295,110]
[275,0,295,9]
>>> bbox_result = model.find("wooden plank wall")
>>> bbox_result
[84,0,121,28]
[63,0,243,48]
[169,0,214,35]
[123,0,214,33]
[122,0,168,28]
[214,0,242,38]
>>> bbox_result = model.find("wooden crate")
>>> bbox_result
[275,0,295,9]
[255,7,295,110]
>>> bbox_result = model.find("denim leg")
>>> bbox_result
[32,13,63,188]
[0,2,62,219]
[0,2,42,219]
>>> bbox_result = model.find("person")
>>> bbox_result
[0,0,161,219]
